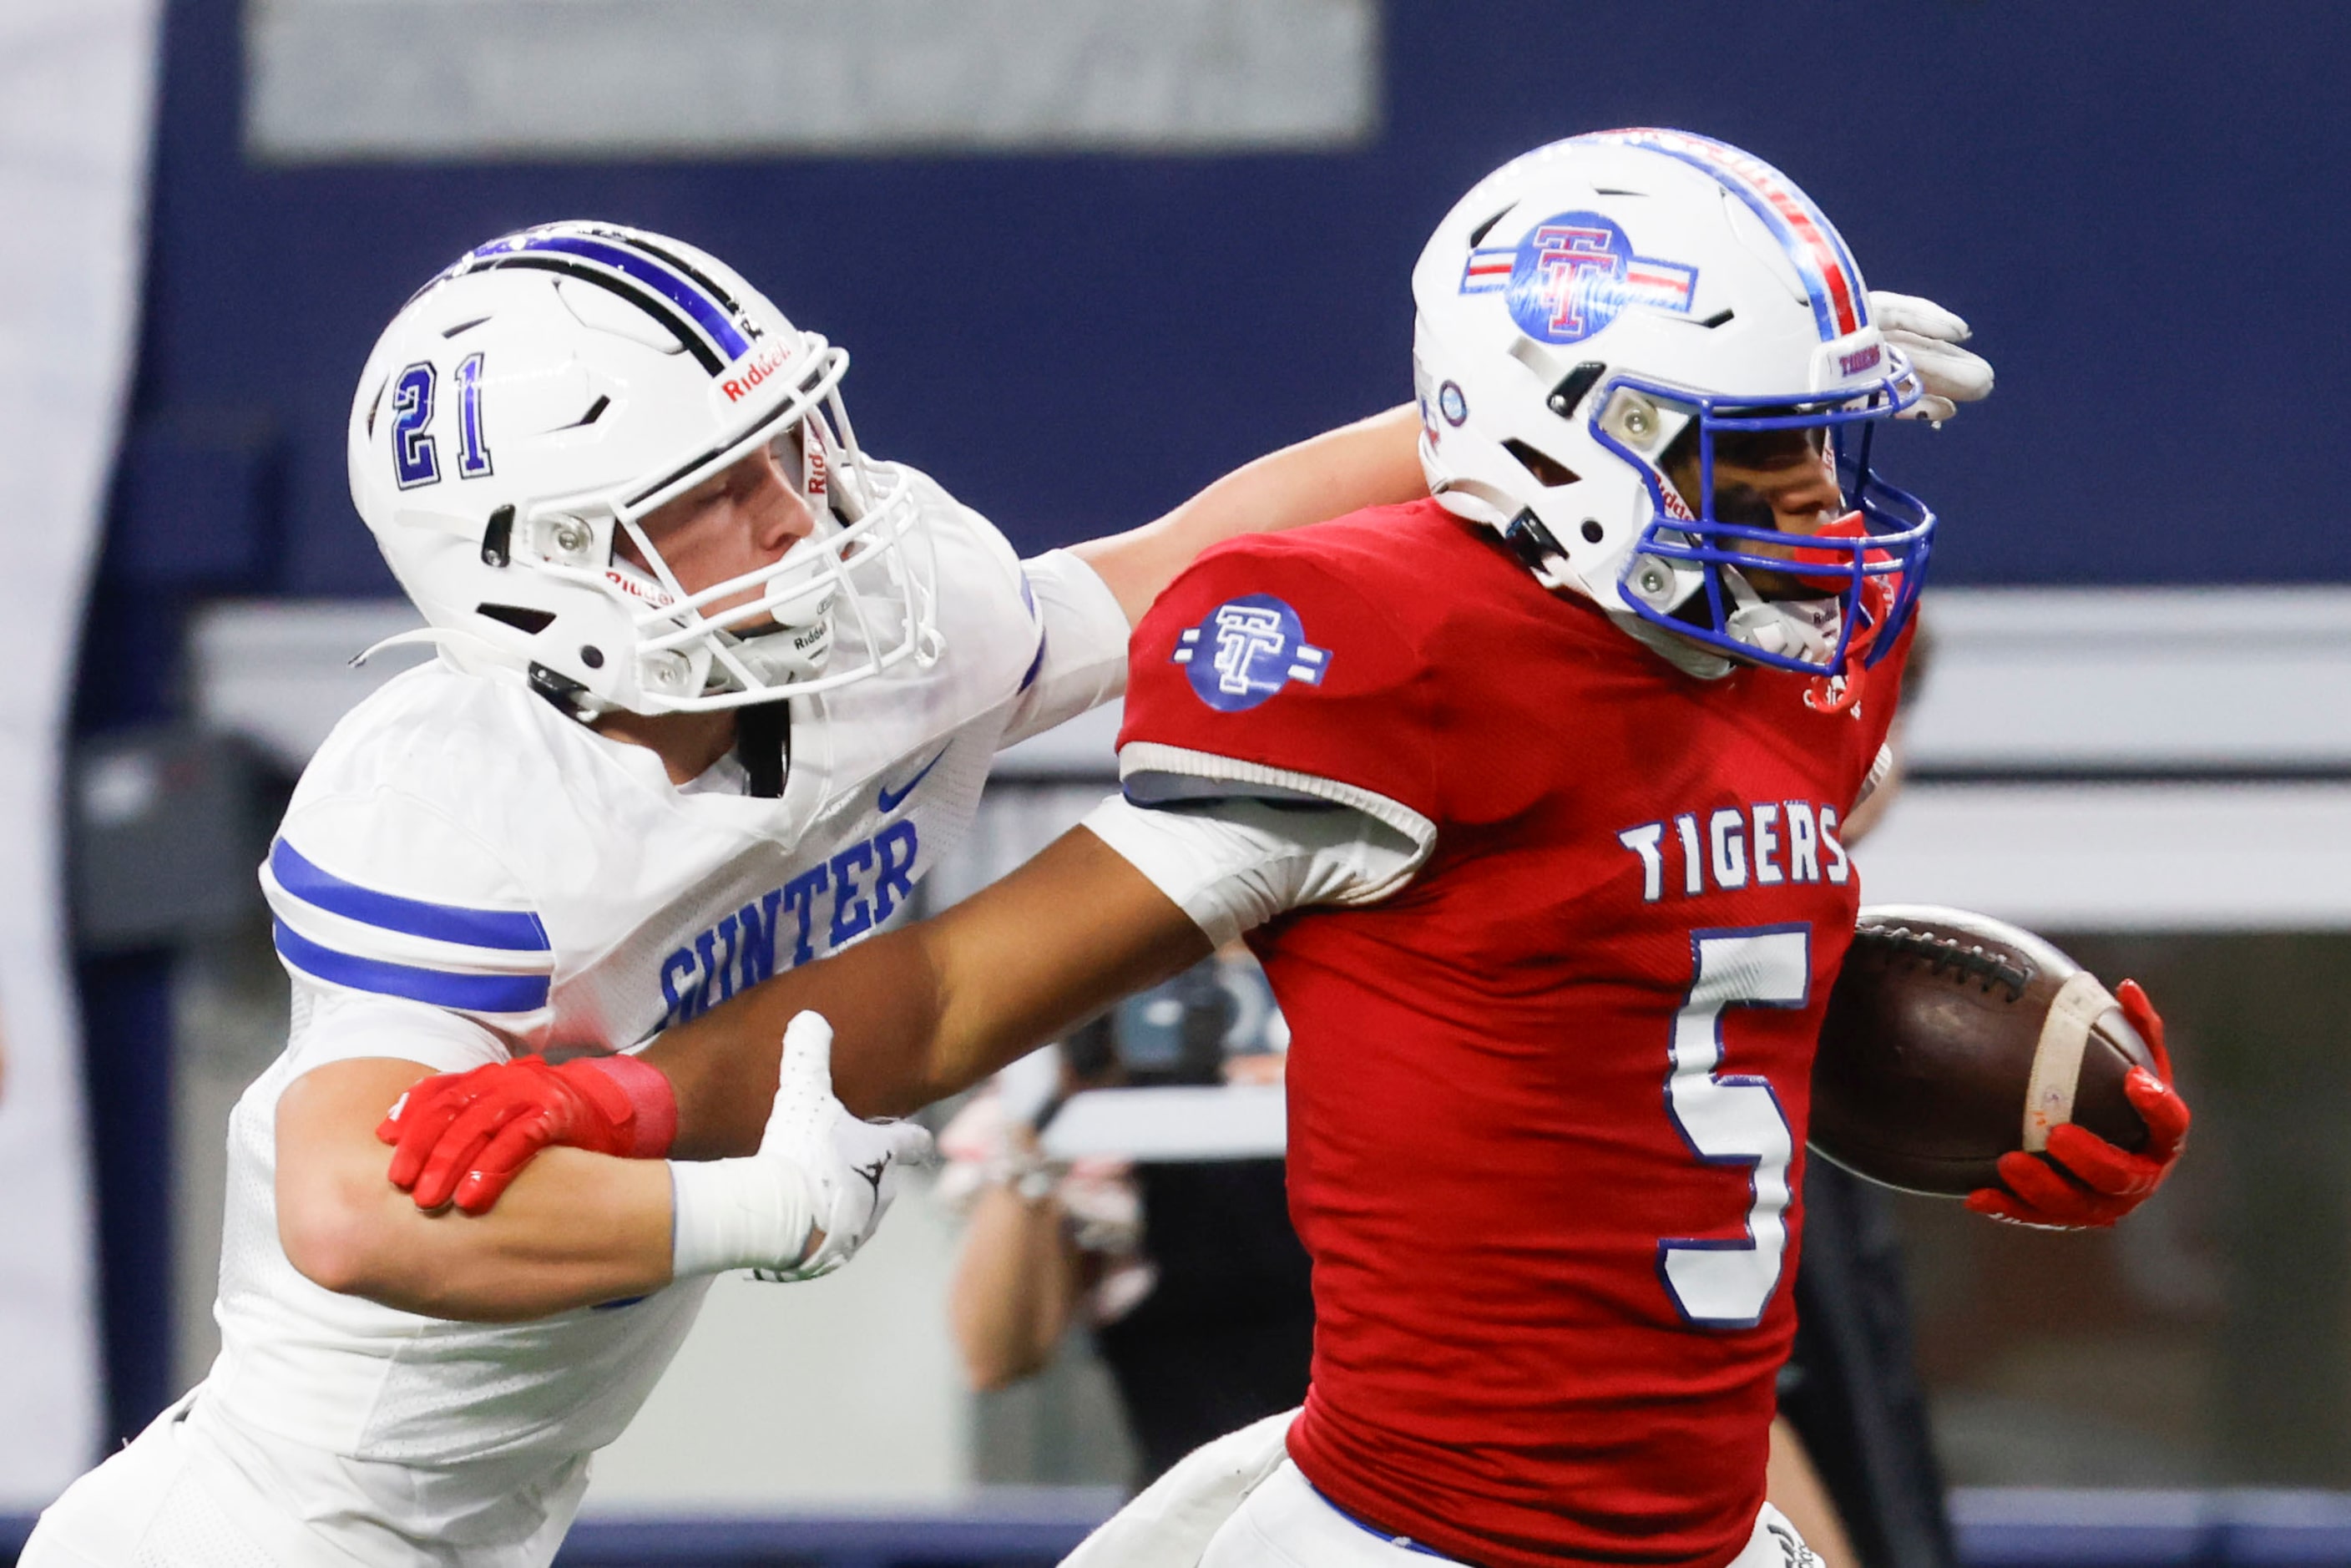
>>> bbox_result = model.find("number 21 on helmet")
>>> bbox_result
[347,221,943,717]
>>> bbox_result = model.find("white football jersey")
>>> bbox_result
[189,468,1127,1565]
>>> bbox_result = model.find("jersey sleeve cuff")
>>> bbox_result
[286,985,513,1076]
[999,550,1132,746]
[1117,741,1437,860]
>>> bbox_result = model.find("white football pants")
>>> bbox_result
[22,1391,338,1568]
[1199,1462,1817,1568]
[23,1386,586,1568]
[1061,1405,1818,1568]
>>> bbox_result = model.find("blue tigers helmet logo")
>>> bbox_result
[1459,210,1698,346]
[1172,594,1331,712]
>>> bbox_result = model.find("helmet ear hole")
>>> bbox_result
[1464,203,1518,248]
[476,603,554,635]
[1501,439,1580,489]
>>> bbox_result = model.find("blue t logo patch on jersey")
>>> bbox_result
[1173,594,1330,712]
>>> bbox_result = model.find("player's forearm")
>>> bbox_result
[1071,405,1424,624]
[281,1060,675,1321]
[336,1151,674,1322]
[650,827,1208,1155]
[645,918,953,1156]
[904,827,1209,1114]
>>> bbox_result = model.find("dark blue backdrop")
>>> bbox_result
[72,0,2351,1444]
[119,0,2351,601]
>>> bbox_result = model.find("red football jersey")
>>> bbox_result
[1116,499,1908,1568]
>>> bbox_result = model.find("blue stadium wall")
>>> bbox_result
[70,0,2351,1445]
[114,0,2351,604]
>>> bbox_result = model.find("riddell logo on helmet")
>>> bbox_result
[604,569,675,609]
[722,342,793,404]
[1838,345,1882,377]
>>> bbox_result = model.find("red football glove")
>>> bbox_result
[1964,979,2190,1229]
[377,1053,678,1215]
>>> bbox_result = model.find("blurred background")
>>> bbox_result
[6,0,2351,1562]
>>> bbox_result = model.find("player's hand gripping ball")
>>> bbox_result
[1811,905,2189,1227]
[377,1052,679,1213]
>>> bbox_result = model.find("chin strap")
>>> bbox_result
[350,624,489,668]
[1781,512,1903,715]
[735,700,791,798]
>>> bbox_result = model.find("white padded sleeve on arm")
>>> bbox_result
[284,983,512,1077]
[999,549,1132,746]
[1857,740,1896,807]
[1080,792,1433,950]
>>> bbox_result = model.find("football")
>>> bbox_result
[1810,905,2157,1197]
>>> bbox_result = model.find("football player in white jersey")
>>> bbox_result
[23,221,1428,1568]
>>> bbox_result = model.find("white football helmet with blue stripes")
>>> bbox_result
[348,221,941,716]
[1411,130,1935,682]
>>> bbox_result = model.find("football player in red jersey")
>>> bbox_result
[382,132,2188,1568]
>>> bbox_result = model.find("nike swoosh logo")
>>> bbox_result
[876,746,948,814]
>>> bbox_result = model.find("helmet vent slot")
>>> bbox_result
[559,395,612,430]
[478,602,554,635]
[480,504,515,567]
[1546,362,1607,420]
[441,316,492,339]
[1465,204,1517,248]
[1502,439,1580,489]
[1698,309,1735,328]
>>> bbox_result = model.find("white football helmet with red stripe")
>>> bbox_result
[348,221,941,717]
[1412,129,1934,682]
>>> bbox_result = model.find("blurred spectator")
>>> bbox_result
[940,949,1311,1485]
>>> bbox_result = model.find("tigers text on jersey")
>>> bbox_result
[1116,499,1908,1568]
[195,468,1126,1565]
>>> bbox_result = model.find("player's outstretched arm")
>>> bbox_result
[1068,404,1424,624]
[672,825,1210,1154]
[286,1016,933,1318]
[383,827,1210,1209]
[281,1056,675,1320]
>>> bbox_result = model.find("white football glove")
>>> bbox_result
[1870,291,1995,423]
[668,1010,937,1282]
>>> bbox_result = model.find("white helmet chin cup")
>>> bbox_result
[347,220,941,716]
[1411,129,1935,678]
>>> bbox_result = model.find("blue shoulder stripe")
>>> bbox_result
[274,921,552,1014]
[270,839,551,953]
[1019,626,1049,693]
[1016,569,1047,690]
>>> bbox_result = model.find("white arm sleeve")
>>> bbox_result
[1080,792,1433,950]
[1857,740,1896,807]
[284,983,512,1077]
[999,549,1131,746]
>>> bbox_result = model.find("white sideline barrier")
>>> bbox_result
[191,587,2351,933]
